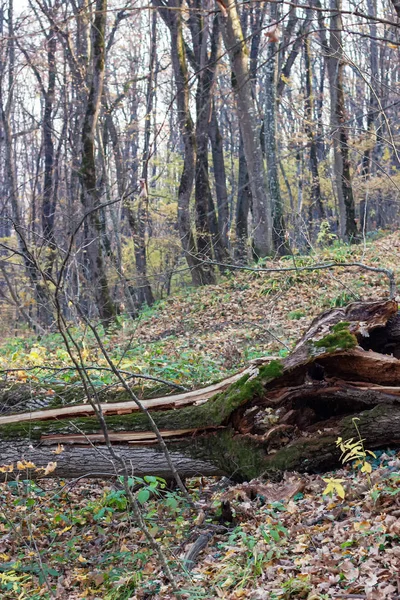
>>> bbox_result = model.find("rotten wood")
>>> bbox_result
[1,299,400,480]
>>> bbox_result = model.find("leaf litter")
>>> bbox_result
[1,233,400,597]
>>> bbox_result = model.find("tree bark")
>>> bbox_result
[303,34,325,229]
[134,9,157,308]
[79,0,116,327]
[1,300,400,480]
[41,26,57,278]
[187,4,217,280]
[361,0,379,179]
[220,0,273,258]
[155,0,213,286]
[235,135,252,262]
[264,2,288,255]
[209,102,230,248]
[326,0,358,240]
[390,0,400,18]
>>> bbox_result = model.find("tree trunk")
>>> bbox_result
[304,34,325,230]
[326,0,357,241]
[155,0,213,286]
[122,36,154,309]
[79,0,116,327]
[264,3,288,255]
[220,1,273,258]
[39,25,58,280]
[235,135,252,262]
[209,102,230,248]
[2,300,400,480]
[136,9,157,308]
[188,4,217,281]
[361,0,379,179]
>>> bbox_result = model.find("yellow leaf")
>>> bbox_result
[58,525,73,535]
[36,461,57,476]
[293,542,308,553]
[78,554,87,563]
[0,464,13,473]
[221,576,234,588]
[336,485,346,499]
[43,461,57,475]
[322,477,346,499]
[361,461,372,473]
[353,520,370,531]
[17,460,36,470]
[52,444,64,455]
[223,549,238,559]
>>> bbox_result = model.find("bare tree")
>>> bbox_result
[79,0,116,326]
[220,0,273,259]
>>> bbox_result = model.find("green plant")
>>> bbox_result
[329,291,355,308]
[323,419,377,501]
[104,571,143,599]
[288,309,306,320]
[316,220,337,246]
[0,570,31,598]
[313,321,357,352]
[121,475,167,504]
[281,574,312,598]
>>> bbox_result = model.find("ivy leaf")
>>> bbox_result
[165,494,178,510]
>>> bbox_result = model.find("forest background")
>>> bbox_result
[0,0,399,329]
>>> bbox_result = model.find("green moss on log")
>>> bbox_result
[258,360,284,380]
[183,428,270,480]
[313,321,357,353]
[0,362,283,441]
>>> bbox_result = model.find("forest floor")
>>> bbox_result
[1,231,400,599]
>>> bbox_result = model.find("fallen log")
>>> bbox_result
[1,299,400,480]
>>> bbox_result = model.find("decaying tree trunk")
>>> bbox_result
[1,300,400,480]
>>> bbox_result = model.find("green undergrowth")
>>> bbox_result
[0,474,194,599]
[0,333,226,392]
[1,448,400,598]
